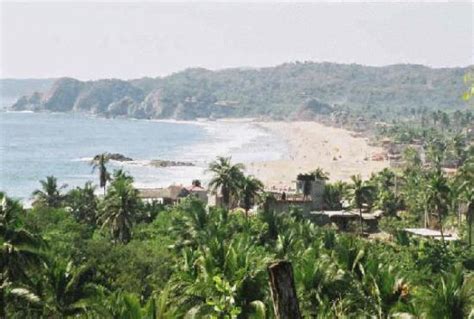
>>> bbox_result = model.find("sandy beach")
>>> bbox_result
[246,121,388,189]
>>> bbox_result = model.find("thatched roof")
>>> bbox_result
[138,186,189,200]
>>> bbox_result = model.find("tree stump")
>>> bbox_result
[268,260,302,319]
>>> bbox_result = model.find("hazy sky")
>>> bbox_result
[1,1,472,80]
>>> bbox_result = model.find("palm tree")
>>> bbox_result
[112,168,133,182]
[240,175,264,220]
[42,259,101,317]
[348,175,374,234]
[104,288,178,318]
[451,134,467,167]
[208,157,245,209]
[310,167,330,181]
[32,176,66,208]
[426,138,447,170]
[416,266,474,319]
[0,193,44,317]
[459,184,474,246]
[323,181,347,210]
[91,153,110,195]
[65,182,98,226]
[425,170,450,244]
[98,172,139,244]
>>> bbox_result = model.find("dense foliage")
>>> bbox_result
[2,146,474,318]
[9,62,470,120]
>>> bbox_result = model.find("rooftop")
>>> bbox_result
[404,228,459,241]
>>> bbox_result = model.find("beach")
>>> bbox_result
[246,121,388,189]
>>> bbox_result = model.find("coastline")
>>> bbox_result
[245,121,388,189]
[1,112,387,200]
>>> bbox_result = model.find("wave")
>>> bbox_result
[4,110,34,113]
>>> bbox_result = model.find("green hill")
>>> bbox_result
[9,62,472,120]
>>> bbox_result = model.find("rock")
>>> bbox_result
[93,153,133,162]
[149,159,194,167]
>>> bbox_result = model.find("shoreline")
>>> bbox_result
[245,121,388,189]
[2,112,387,200]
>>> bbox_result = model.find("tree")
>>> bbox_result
[66,182,98,226]
[425,170,451,244]
[32,176,66,208]
[310,167,330,181]
[416,266,474,319]
[42,259,101,317]
[323,182,347,210]
[91,153,110,195]
[240,175,264,220]
[208,157,245,209]
[98,172,140,244]
[451,134,467,167]
[426,138,447,170]
[348,175,374,234]
[0,193,44,317]
[459,183,474,247]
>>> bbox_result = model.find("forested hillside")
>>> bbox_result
[10,62,471,120]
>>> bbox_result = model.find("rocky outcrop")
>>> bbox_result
[42,78,85,112]
[149,160,195,167]
[93,153,133,162]
[12,78,145,117]
[11,92,43,111]
[73,79,144,114]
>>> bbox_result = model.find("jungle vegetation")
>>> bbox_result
[2,145,474,318]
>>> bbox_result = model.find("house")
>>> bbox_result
[185,183,208,204]
[262,174,326,215]
[137,185,189,205]
[310,210,383,232]
[138,180,209,206]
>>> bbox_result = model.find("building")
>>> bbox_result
[310,210,383,232]
[138,180,209,205]
[263,174,326,215]
[403,228,459,241]
[185,184,208,204]
[137,185,189,205]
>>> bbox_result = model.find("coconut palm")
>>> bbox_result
[451,134,467,167]
[66,182,98,226]
[0,193,44,317]
[104,290,178,319]
[348,175,374,234]
[240,175,264,220]
[426,138,447,170]
[459,184,474,246]
[208,157,245,209]
[42,259,101,317]
[32,176,66,208]
[90,153,110,195]
[415,266,474,319]
[323,181,348,210]
[425,170,450,244]
[98,172,140,244]
[311,167,330,181]
[112,168,133,182]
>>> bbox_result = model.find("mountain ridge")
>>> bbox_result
[7,62,472,120]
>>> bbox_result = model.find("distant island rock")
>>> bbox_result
[93,153,133,162]
[9,62,470,120]
[149,160,195,168]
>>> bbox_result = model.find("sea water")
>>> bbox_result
[0,112,287,201]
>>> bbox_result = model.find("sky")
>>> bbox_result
[0,1,472,80]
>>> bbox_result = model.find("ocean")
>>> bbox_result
[0,112,287,201]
